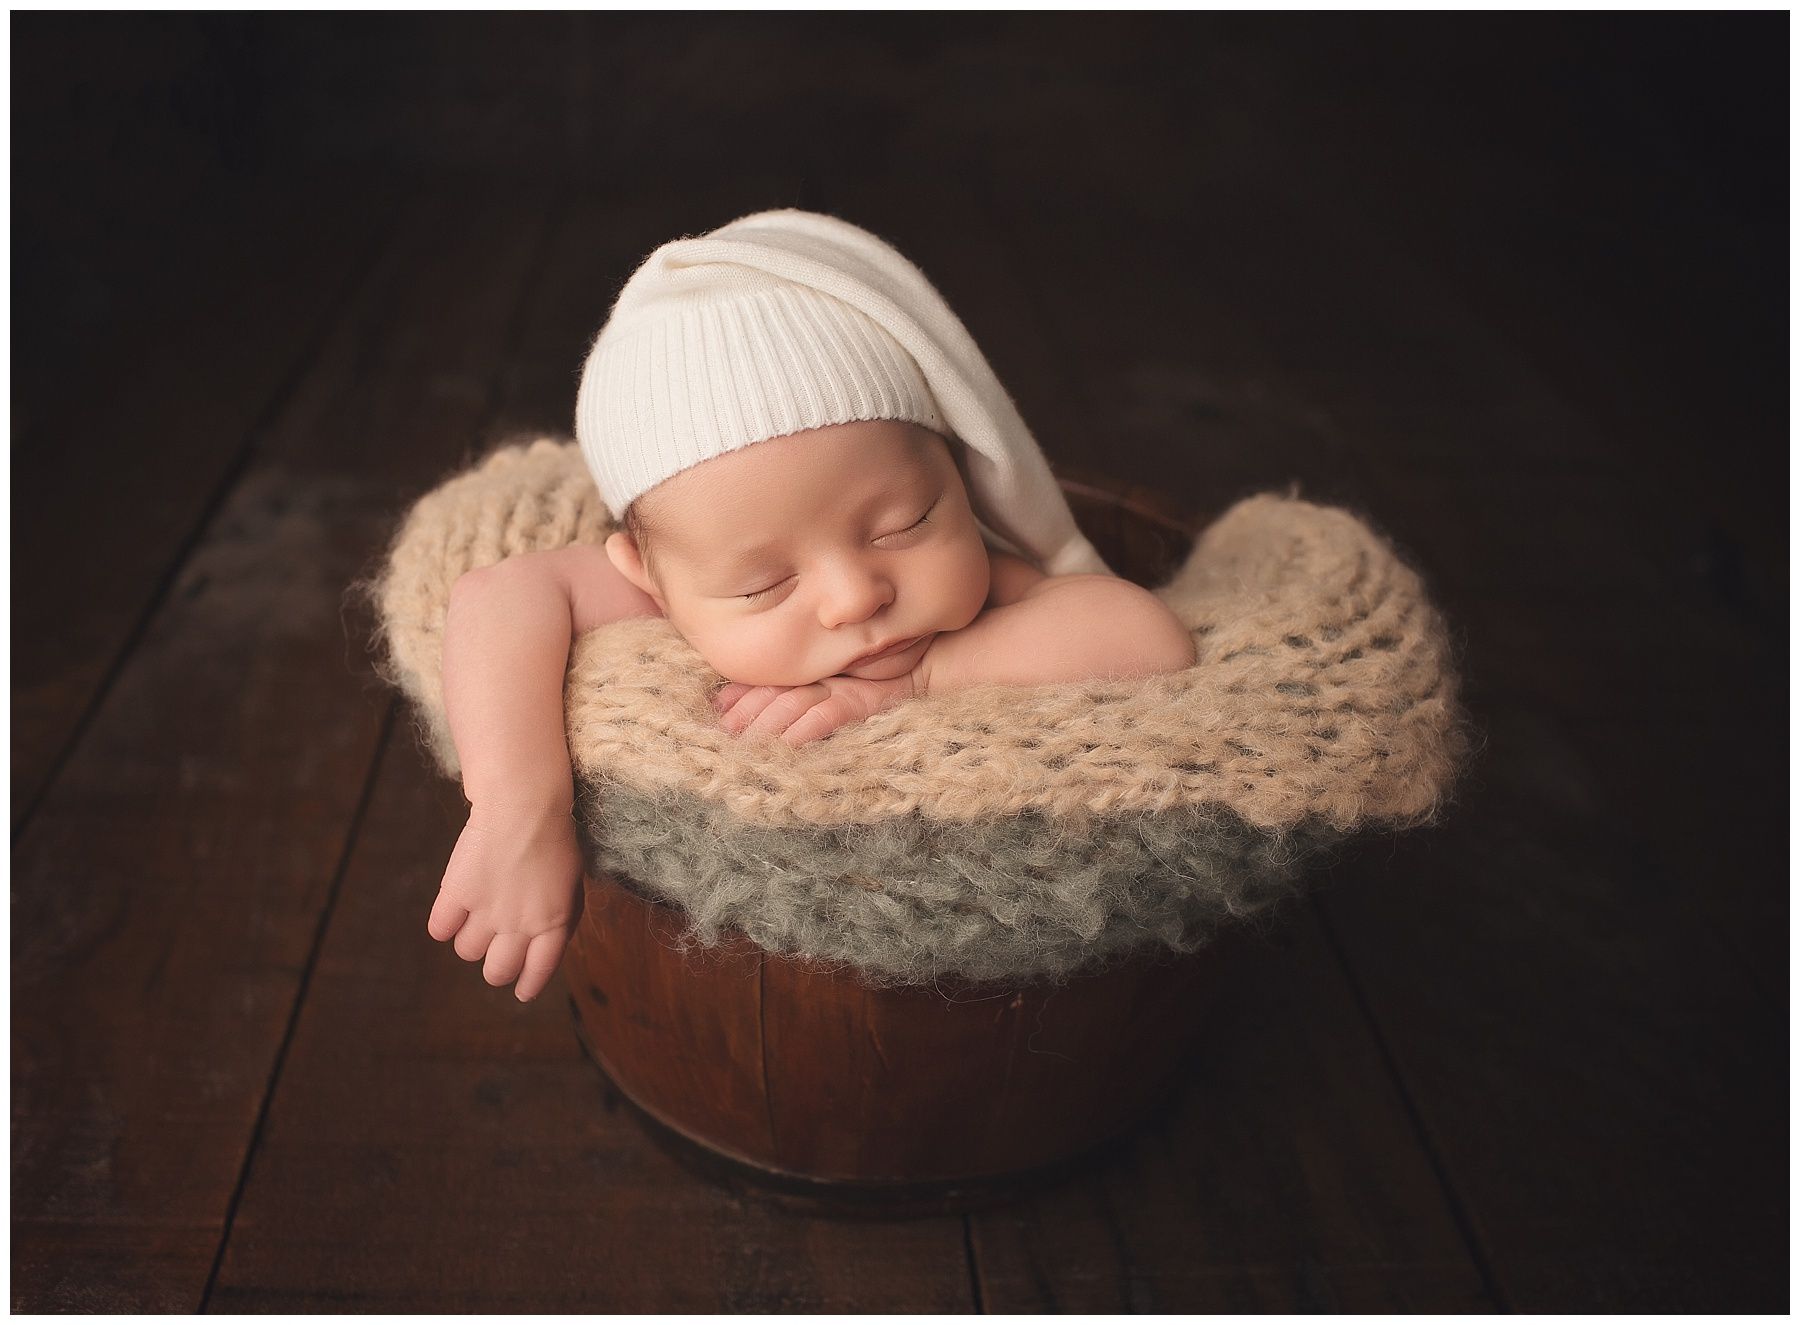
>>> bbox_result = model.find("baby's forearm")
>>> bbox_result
[442,559,580,813]
[918,575,1195,695]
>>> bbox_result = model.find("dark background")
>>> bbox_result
[13,12,1786,1312]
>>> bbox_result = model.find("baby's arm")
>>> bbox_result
[917,563,1196,696]
[430,545,659,1001]
[716,551,1193,743]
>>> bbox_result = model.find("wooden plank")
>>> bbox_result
[209,731,973,1313]
[21,17,1777,1312]
[10,182,551,1312]
[968,920,1495,1312]
[1559,702,1786,1002]
[12,169,395,830]
[1316,704,1785,1309]
[209,185,977,1310]
[1249,188,1784,1307]
[974,76,1783,1307]
[814,151,1487,1308]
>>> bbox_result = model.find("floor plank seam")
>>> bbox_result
[202,178,567,1312]
[1309,891,1512,1312]
[961,1210,987,1313]
[197,696,401,1312]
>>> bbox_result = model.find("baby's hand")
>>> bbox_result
[427,798,583,1003]
[714,673,917,746]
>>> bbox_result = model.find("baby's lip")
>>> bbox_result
[846,634,921,667]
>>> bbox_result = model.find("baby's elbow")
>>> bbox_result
[445,559,548,635]
[1093,582,1195,679]
[446,565,491,617]
[1133,593,1198,676]
[1157,609,1199,673]
[449,555,555,608]
[446,562,517,625]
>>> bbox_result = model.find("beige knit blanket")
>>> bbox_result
[368,439,1473,985]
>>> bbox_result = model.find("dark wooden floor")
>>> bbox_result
[13,14,1786,1312]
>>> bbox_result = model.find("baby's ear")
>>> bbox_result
[604,530,656,599]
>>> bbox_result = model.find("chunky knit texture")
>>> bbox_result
[367,438,1474,986]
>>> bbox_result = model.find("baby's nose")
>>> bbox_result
[820,568,894,628]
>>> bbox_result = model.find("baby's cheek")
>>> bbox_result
[663,611,735,672]
[691,619,803,687]
[940,545,993,629]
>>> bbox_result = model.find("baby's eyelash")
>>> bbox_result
[887,499,938,539]
[740,579,787,603]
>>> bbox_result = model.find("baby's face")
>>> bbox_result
[605,421,992,687]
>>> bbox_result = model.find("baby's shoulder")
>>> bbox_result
[562,542,663,631]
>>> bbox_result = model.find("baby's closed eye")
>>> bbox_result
[739,579,790,604]
[733,499,941,604]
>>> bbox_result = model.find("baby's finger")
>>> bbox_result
[514,931,567,1003]
[781,699,851,746]
[719,685,785,732]
[453,922,496,963]
[744,685,829,738]
[483,933,530,988]
[712,682,752,712]
[427,890,470,942]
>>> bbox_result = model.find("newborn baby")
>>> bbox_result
[427,209,1196,1003]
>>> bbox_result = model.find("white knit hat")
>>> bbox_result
[574,209,1110,577]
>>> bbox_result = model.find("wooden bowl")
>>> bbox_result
[566,471,1223,1214]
